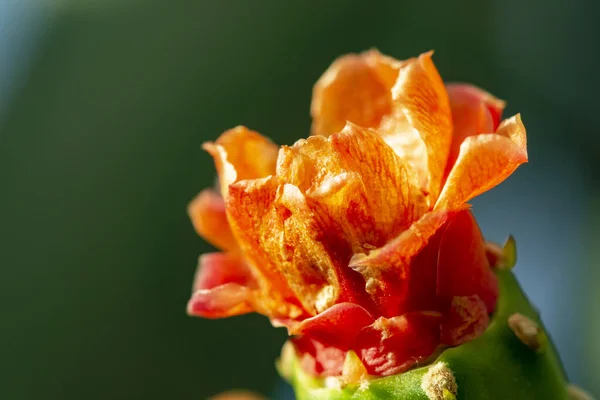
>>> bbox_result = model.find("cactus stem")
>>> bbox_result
[508,312,547,352]
[421,362,458,400]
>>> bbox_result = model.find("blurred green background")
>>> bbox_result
[1,1,599,398]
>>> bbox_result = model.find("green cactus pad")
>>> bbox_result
[278,269,569,399]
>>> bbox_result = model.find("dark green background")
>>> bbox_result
[1,1,598,398]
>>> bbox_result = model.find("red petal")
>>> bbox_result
[441,295,489,346]
[187,253,257,318]
[192,252,254,291]
[350,209,464,317]
[287,303,374,349]
[436,210,498,313]
[356,312,442,376]
[187,283,254,318]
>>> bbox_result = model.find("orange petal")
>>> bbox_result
[187,189,237,252]
[310,51,395,136]
[380,52,453,203]
[310,51,453,204]
[226,176,306,318]
[434,114,528,210]
[279,123,426,252]
[203,126,278,197]
[445,83,506,175]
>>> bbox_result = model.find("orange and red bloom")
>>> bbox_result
[187,50,527,378]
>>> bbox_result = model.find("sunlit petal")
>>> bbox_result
[203,126,279,197]
[435,114,528,210]
[380,52,453,202]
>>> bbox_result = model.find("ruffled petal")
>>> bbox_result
[350,209,463,317]
[310,51,453,204]
[279,123,426,252]
[445,83,506,175]
[310,50,396,136]
[187,189,237,252]
[381,52,453,203]
[355,312,442,376]
[434,114,528,210]
[226,177,306,319]
[436,210,498,312]
[203,126,279,197]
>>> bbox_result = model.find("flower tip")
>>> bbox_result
[503,235,517,269]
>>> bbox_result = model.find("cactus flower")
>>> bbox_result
[188,49,526,374]
[187,50,571,398]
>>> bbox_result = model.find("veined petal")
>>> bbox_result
[273,184,342,314]
[445,83,506,175]
[279,123,426,252]
[227,176,306,319]
[434,114,528,210]
[203,126,279,197]
[273,183,375,315]
[310,51,453,204]
[187,189,237,252]
[380,52,453,202]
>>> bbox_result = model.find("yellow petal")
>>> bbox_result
[434,114,528,210]
[187,189,237,252]
[203,126,278,197]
